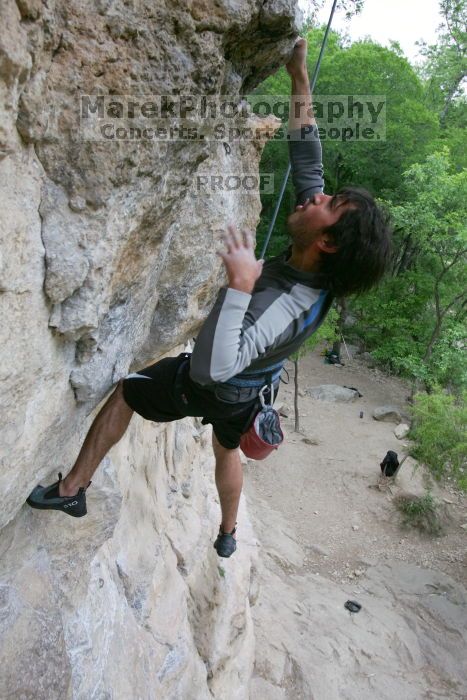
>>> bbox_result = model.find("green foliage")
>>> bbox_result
[300,0,364,25]
[314,38,437,196]
[417,0,467,125]
[416,0,467,168]
[352,149,467,390]
[409,389,467,491]
[394,492,443,535]
[427,320,467,390]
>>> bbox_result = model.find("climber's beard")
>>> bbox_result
[286,209,318,251]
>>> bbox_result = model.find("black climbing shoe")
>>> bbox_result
[213,524,237,558]
[26,472,90,518]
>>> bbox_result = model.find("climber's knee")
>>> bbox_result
[110,379,124,401]
[111,379,132,411]
[212,434,240,469]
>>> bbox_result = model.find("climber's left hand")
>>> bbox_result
[218,225,263,295]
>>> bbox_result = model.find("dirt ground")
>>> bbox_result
[242,348,467,699]
[244,349,466,585]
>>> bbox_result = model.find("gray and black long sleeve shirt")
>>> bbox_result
[190,126,333,389]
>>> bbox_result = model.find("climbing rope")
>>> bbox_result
[260,0,339,260]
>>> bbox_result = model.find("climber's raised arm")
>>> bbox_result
[286,37,316,131]
[189,226,263,385]
[286,37,324,205]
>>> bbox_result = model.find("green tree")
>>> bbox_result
[417,0,467,128]
[409,388,467,491]
[352,149,467,390]
[416,0,467,173]
[314,38,438,196]
[300,0,365,26]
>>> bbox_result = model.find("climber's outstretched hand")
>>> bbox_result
[218,225,263,295]
[285,37,308,78]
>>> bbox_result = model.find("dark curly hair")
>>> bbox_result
[321,187,393,297]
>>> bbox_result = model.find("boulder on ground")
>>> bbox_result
[343,313,357,327]
[361,351,376,367]
[394,423,410,439]
[306,385,359,402]
[343,344,360,358]
[373,406,406,423]
[276,403,290,418]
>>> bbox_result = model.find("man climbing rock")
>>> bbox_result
[26,38,392,558]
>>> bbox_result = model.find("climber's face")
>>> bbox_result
[287,193,352,250]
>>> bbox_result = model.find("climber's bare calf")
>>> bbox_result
[59,381,134,497]
[213,433,242,540]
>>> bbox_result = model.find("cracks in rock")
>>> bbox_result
[0,288,33,296]
[280,644,314,700]
[184,588,216,689]
[36,177,50,300]
[115,561,146,623]
[165,533,187,578]
[51,32,65,59]
[15,0,71,171]
[193,20,228,35]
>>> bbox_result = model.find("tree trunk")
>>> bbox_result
[395,236,420,275]
[293,357,300,433]
[394,233,412,275]
[332,297,347,360]
[423,319,443,364]
[440,73,466,128]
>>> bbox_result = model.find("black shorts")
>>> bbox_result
[122,353,278,450]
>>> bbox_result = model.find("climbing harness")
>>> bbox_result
[212,360,283,404]
[260,0,339,260]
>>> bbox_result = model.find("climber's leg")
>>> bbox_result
[59,381,134,496]
[212,432,242,537]
[212,433,242,557]
[26,381,134,515]
[61,353,194,498]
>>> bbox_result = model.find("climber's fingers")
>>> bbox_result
[241,228,254,249]
[227,224,242,249]
[222,224,255,253]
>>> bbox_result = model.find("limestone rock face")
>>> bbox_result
[0,0,299,696]
[0,419,258,699]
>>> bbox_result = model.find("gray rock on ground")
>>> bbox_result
[373,406,409,423]
[394,423,410,439]
[361,351,376,367]
[342,343,360,358]
[306,385,360,402]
